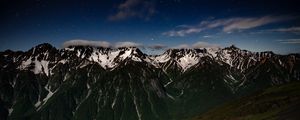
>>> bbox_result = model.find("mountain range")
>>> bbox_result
[0,43,299,120]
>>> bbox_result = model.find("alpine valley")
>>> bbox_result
[0,43,300,120]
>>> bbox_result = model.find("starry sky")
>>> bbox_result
[1,0,300,54]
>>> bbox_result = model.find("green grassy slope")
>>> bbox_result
[189,81,300,120]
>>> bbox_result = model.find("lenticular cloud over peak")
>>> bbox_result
[114,41,142,48]
[192,41,221,49]
[62,40,111,48]
[62,40,143,49]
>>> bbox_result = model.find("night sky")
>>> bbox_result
[1,0,300,54]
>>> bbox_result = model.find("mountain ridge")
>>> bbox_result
[2,43,298,73]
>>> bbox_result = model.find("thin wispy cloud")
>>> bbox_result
[192,41,220,49]
[108,0,155,21]
[173,44,190,49]
[277,39,300,44]
[203,35,212,38]
[163,28,202,37]
[269,26,300,34]
[163,15,295,37]
[222,16,292,32]
[147,44,167,50]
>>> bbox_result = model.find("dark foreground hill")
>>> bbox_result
[189,81,300,120]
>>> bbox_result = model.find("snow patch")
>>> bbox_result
[206,48,219,58]
[120,49,132,60]
[8,108,13,115]
[18,57,50,76]
[19,57,32,69]
[221,50,233,67]
[131,56,142,62]
[59,60,67,64]
[43,90,53,103]
[177,55,199,71]
[279,59,283,66]
[152,53,171,63]
[88,49,120,69]
[33,59,49,76]
[35,101,41,107]
[64,47,75,51]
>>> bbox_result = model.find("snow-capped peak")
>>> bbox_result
[150,48,210,71]
[85,47,146,69]
[88,47,121,69]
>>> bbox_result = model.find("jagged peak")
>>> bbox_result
[224,45,240,51]
[261,51,274,54]
[35,43,55,50]
[26,43,57,57]
[0,49,24,57]
[30,43,56,52]
[118,47,147,60]
[259,51,275,58]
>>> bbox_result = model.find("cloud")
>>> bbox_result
[62,40,111,48]
[63,40,143,48]
[114,41,142,48]
[203,35,212,38]
[171,42,221,49]
[108,0,155,21]
[269,26,300,34]
[222,16,292,32]
[62,40,222,53]
[162,28,202,37]
[173,44,190,49]
[192,41,220,49]
[163,15,295,37]
[277,39,300,44]
[147,44,167,50]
